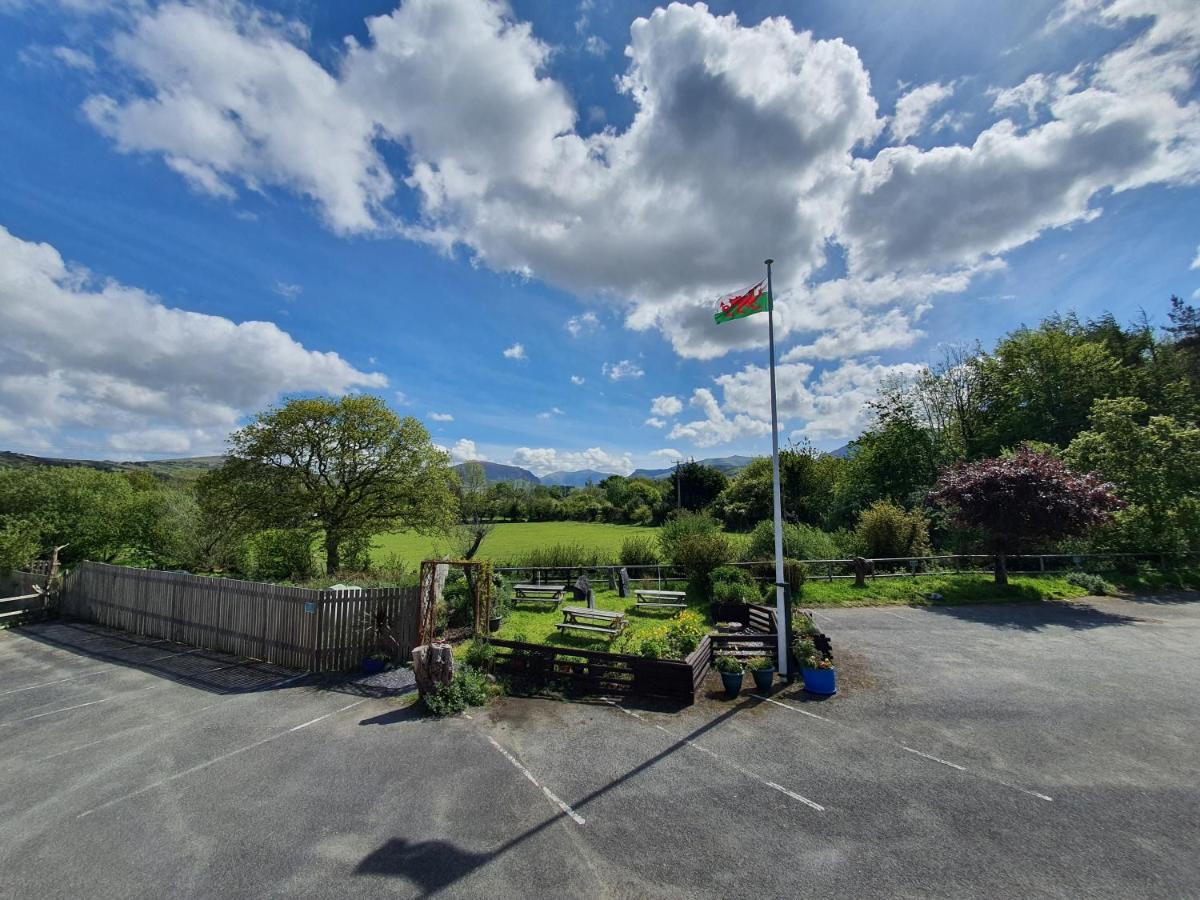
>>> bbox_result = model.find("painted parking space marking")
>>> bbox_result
[903,746,967,771]
[0,668,116,696]
[605,699,825,812]
[754,694,1053,802]
[76,698,369,819]
[0,697,110,726]
[485,735,586,825]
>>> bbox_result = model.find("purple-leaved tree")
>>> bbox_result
[928,446,1123,584]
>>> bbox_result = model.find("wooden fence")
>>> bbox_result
[491,635,712,704]
[60,562,418,673]
[0,570,50,625]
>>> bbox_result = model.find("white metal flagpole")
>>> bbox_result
[764,258,789,679]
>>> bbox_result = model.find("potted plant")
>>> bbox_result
[745,655,775,692]
[794,637,836,695]
[714,654,745,698]
[362,650,390,675]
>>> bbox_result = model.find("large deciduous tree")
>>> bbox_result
[927,446,1122,583]
[202,396,457,574]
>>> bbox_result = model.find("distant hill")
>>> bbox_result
[452,460,539,484]
[630,454,757,480]
[539,469,617,487]
[0,451,224,479]
[828,443,854,459]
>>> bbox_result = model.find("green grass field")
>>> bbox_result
[372,521,660,568]
[800,573,1092,606]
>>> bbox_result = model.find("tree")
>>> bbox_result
[667,461,728,512]
[451,461,493,560]
[1066,397,1200,553]
[854,500,932,560]
[713,445,837,531]
[928,446,1122,583]
[0,466,134,564]
[202,396,457,574]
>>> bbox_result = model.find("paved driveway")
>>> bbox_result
[2,595,1197,898]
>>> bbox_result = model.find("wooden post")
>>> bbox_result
[412,641,454,698]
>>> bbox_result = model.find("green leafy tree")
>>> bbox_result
[0,519,39,573]
[1066,397,1200,553]
[854,500,932,560]
[747,520,840,561]
[713,445,837,531]
[667,461,728,512]
[0,467,134,563]
[928,446,1122,583]
[202,395,457,574]
[451,461,493,560]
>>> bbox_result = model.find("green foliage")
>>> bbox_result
[0,466,134,564]
[1065,571,1115,596]
[747,520,840,561]
[616,609,706,660]
[1067,397,1200,553]
[783,559,808,598]
[667,461,728,511]
[670,532,734,580]
[238,528,317,582]
[503,542,616,568]
[619,534,662,566]
[658,510,721,559]
[712,580,759,604]
[713,445,838,531]
[204,395,457,574]
[0,519,38,573]
[423,666,492,717]
[792,637,819,668]
[744,655,774,671]
[855,500,932,559]
[714,654,743,674]
[464,637,496,671]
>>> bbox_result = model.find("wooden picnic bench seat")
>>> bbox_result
[556,605,627,637]
[634,589,687,609]
[513,583,568,602]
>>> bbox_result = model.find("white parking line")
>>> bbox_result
[903,746,967,771]
[756,694,1053,802]
[0,698,110,726]
[0,668,116,696]
[485,735,586,825]
[76,699,368,819]
[604,699,825,812]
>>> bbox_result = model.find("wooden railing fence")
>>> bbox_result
[60,562,418,673]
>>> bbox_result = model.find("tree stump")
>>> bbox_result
[853,556,874,587]
[412,641,454,697]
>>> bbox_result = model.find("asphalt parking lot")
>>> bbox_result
[2,594,1198,899]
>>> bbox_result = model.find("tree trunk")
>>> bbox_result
[412,641,454,698]
[994,552,1008,585]
[326,534,340,575]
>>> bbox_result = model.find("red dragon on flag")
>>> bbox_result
[714,280,771,324]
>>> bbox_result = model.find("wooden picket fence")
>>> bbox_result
[60,562,418,673]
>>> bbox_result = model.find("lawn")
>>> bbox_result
[372,521,660,568]
[800,573,1092,605]
[494,583,698,654]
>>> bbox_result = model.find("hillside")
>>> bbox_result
[539,469,616,487]
[0,451,224,479]
[452,460,539,484]
[630,454,757,480]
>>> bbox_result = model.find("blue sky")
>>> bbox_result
[0,0,1197,475]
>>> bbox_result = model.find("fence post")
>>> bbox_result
[1039,555,1045,573]
[827,562,832,583]
[311,592,325,673]
[657,565,663,589]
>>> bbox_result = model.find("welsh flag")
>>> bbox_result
[714,280,771,324]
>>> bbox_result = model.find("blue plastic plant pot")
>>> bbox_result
[362,657,387,675]
[720,670,744,699]
[751,667,775,693]
[802,667,836,695]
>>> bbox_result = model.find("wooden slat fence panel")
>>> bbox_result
[60,562,419,673]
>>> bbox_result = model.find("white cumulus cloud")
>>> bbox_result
[889,81,955,144]
[603,359,644,381]
[650,394,683,417]
[503,342,526,360]
[510,446,633,476]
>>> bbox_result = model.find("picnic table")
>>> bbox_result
[634,589,687,609]
[556,605,627,637]
[513,583,568,603]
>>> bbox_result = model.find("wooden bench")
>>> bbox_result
[513,583,568,603]
[634,589,687,609]
[556,605,627,637]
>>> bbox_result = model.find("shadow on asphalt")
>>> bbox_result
[357,706,423,727]
[921,599,1142,632]
[11,619,308,694]
[355,692,763,893]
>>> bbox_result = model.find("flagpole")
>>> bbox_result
[764,258,790,680]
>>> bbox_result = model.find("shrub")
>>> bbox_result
[637,637,665,659]
[744,655,774,671]
[712,580,758,604]
[747,520,839,561]
[240,528,317,581]
[504,543,616,568]
[711,565,754,586]
[659,511,721,557]
[0,519,38,574]
[464,637,496,670]
[855,500,932,559]
[793,611,818,638]
[619,610,706,660]
[1065,571,1115,596]
[424,666,491,717]
[714,655,743,674]
[792,637,818,668]
[620,534,662,567]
